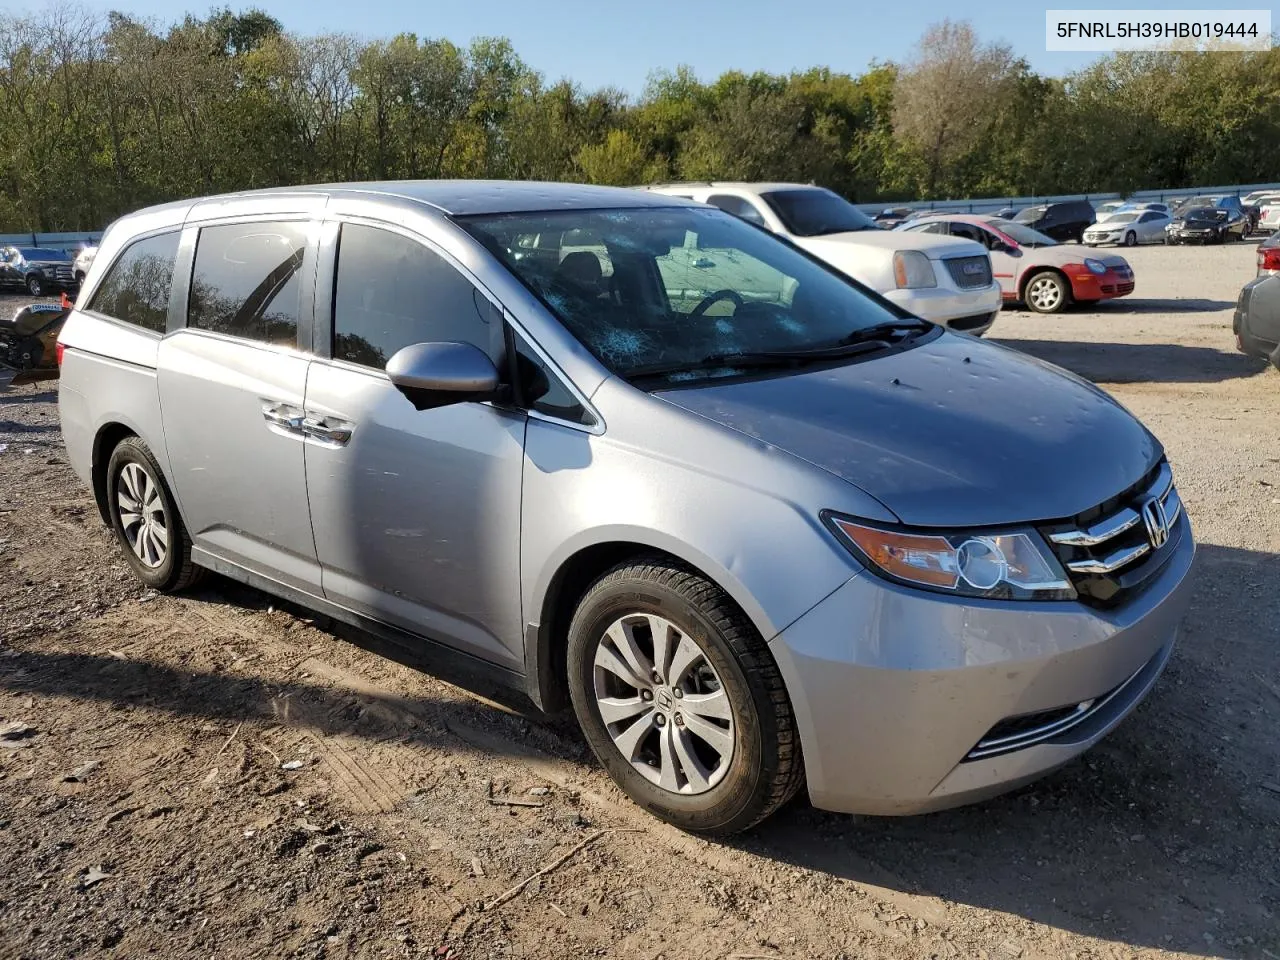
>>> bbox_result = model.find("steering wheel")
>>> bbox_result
[689,289,745,318]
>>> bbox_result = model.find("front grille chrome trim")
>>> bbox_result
[1049,506,1142,546]
[1066,542,1151,574]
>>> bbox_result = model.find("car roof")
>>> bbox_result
[644,182,831,196]
[121,180,702,224]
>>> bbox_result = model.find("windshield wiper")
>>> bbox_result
[626,320,931,383]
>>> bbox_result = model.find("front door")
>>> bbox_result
[157,219,321,591]
[303,220,527,670]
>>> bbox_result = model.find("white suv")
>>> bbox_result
[642,183,1000,336]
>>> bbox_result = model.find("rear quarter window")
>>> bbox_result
[88,232,180,334]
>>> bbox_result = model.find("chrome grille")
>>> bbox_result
[943,255,993,289]
[1040,461,1182,606]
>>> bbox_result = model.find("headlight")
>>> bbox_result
[1084,258,1108,275]
[826,514,1076,600]
[892,250,937,289]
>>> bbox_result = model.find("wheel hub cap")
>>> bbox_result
[592,613,735,795]
[117,462,168,569]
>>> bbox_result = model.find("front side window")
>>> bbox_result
[462,206,908,384]
[512,334,592,425]
[188,221,307,346]
[88,232,180,333]
[948,222,988,246]
[332,224,494,369]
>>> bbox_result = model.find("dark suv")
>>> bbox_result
[0,246,77,296]
[1013,200,1096,243]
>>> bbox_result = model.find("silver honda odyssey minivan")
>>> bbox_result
[58,181,1194,834]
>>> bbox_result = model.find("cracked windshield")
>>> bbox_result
[462,206,904,382]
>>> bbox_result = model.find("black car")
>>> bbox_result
[1012,200,1095,242]
[1234,233,1280,366]
[873,206,915,229]
[0,301,71,388]
[1164,206,1247,244]
[0,246,77,296]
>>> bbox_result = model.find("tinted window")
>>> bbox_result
[948,222,988,246]
[758,188,878,237]
[513,334,592,425]
[88,232,180,333]
[333,224,493,369]
[1139,212,1161,223]
[707,194,767,227]
[188,222,307,346]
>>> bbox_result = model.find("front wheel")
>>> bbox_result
[25,274,44,296]
[1123,231,1137,247]
[567,558,804,835]
[106,437,203,591]
[1024,271,1069,314]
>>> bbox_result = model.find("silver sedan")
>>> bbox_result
[1084,210,1172,246]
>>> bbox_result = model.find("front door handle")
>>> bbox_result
[302,416,353,447]
[261,401,305,435]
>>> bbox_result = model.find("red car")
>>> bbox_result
[899,214,1134,314]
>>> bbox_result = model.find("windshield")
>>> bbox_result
[462,206,912,383]
[758,188,879,237]
[1185,208,1227,221]
[986,220,1057,247]
[1013,206,1047,224]
[1104,213,1139,224]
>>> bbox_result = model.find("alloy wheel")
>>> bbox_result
[592,613,734,795]
[1027,276,1063,312]
[116,462,168,568]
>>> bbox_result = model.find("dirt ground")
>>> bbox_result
[1,241,1277,960]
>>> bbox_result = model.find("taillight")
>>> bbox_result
[1259,247,1280,274]
[56,342,65,367]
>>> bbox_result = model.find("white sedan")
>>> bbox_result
[1083,210,1172,247]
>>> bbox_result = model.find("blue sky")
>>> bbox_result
[73,0,1229,93]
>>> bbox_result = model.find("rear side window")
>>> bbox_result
[188,221,308,347]
[88,232,180,333]
[332,223,494,369]
[707,194,767,227]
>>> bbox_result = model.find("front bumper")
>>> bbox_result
[768,514,1194,816]
[883,281,1001,327]
[1082,232,1122,245]
[1068,266,1134,301]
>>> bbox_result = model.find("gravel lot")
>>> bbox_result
[0,241,1277,960]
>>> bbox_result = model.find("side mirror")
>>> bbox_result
[386,341,502,411]
[994,241,1021,257]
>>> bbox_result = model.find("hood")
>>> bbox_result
[654,333,1160,528]
[795,229,984,261]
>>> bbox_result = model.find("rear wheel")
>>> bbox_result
[106,437,203,592]
[567,557,803,835]
[1024,271,1069,314]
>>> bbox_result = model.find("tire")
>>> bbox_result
[25,274,44,296]
[566,557,803,835]
[1123,231,1137,247]
[1023,270,1069,314]
[106,436,203,592]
